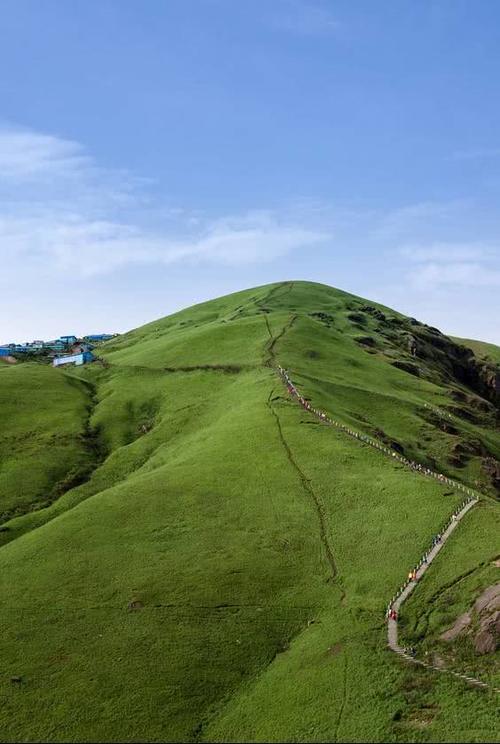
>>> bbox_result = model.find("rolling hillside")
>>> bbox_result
[0,364,100,525]
[0,281,498,743]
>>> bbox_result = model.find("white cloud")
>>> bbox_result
[0,211,327,278]
[410,261,500,289]
[398,240,500,290]
[0,128,88,180]
[0,126,329,280]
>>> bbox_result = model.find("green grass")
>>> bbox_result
[400,503,500,688]
[453,336,500,365]
[0,363,98,525]
[0,281,498,742]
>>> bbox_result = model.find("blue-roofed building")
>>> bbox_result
[84,334,114,342]
[0,347,11,357]
[53,351,94,368]
[44,340,66,351]
[59,335,78,345]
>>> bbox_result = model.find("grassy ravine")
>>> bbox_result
[0,364,101,526]
[0,281,498,743]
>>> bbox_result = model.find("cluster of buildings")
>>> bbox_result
[0,333,116,367]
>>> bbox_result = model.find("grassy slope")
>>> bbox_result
[401,503,499,681]
[0,281,498,743]
[453,336,500,365]
[0,363,97,524]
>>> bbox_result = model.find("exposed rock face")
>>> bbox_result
[441,583,500,655]
[355,336,377,348]
[350,305,499,407]
[440,612,471,641]
[409,329,500,407]
[360,305,387,322]
[482,458,500,491]
[474,583,500,614]
[345,305,500,495]
[380,312,500,408]
[474,612,499,655]
[347,312,366,325]
[391,360,421,377]
[425,412,459,436]
[374,429,405,455]
[309,312,334,327]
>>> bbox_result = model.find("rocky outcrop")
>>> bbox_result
[391,360,421,377]
[441,582,500,656]
[373,429,405,455]
[413,331,500,407]
[440,612,471,641]
[474,617,498,655]
[360,305,386,322]
[355,336,377,348]
[347,312,366,325]
[382,314,499,408]
[482,458,500,492]
[309,312,334,328]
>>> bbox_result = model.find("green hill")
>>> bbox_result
[0,364,101,525]
[0,281,498,743]
[452,336,500,366]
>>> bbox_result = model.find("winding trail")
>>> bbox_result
[386,498,500,693]
[274,360,499,694]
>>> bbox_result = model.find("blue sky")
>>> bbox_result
[1,0,500,343]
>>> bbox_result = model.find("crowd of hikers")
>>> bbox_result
[276,365,478,498]
[275,364,478,627]
[385,496,475,623]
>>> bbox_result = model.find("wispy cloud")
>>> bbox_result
[400,242,494,263]
[0,128,88,179]
[399,241,500,289]
[0,126,329,280]
[373,200,471,242]
[410,261,500,289]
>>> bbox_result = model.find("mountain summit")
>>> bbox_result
[1,281,498,742]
